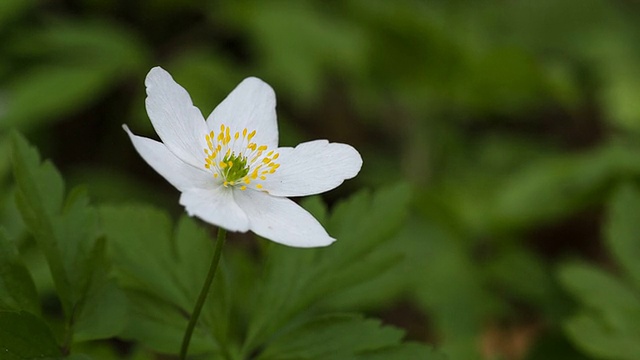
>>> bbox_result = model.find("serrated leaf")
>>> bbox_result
[0,310,62,359]
[257,314,404,360]
[11,132,127,342]
[119,290,219,356]
[245,183,412,353]
[72,238,127,342]
[100,205,226,356]
[11,131,70,311]
[606,184,640,288]
[0,229,38,313]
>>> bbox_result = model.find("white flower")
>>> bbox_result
[123,67,362,247]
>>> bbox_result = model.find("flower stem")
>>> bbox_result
[180,227,227,360]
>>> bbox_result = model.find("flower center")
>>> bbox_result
[203,124,280,191]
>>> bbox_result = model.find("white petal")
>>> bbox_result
[235,190,335,248]
[180,187,250,232]
[262,140,362,197]
[123,125,211,191]
[145,67,209,168]
[206,77,278,148]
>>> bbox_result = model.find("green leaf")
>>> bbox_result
[355,343,447,360]
[558,262,640,359]
[0,229,38,313]
[100,205,225,356]
[11,131,70,311]
[245,183,412,353]
[493,145,626,231]
[0,134,13,182]
[0,310,62,359]
[0,0,32,29]
[565,314,640,360]
[606,184,640,288]
[223,1,366,104]
[11,132,127,342]
[407,219,497,358]
[2,65,111,130]
[257,314,404,360]
[72,238,128,342]
[1,20,147,130]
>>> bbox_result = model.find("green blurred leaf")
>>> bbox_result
[559,262,640,359]
[1,65,108,130]
[0,229,38,313]
[257,314,403,360]
[100,205,225,356]
[484,246,562,318]
[223,1,366,103]
[407,219,496,359]
[0,0,32,29]
[606,185,640,288]
[0,310,62,359]
[493,144,640,232]
[1,20,147,130]
[558,184,640,359]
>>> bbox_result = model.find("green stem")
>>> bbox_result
[180,227,227,359]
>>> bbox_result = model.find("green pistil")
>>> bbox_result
[222,153,249,182]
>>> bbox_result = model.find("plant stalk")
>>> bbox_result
[180,227,227,359]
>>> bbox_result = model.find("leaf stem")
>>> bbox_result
[180,227,227,359]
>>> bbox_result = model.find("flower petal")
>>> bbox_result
[145,66,209,168]
[180,187,250,232]
[235,190,335,247]
[123,125,211,191]
[206,77,278,148]
[262,140,362,197]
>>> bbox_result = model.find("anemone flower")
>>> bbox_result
[124,67,362,248]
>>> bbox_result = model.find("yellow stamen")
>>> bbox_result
[202,124,280,189]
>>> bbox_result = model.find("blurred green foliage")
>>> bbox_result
[2,0,640,359]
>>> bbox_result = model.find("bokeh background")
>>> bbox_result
[3,1,640,359]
